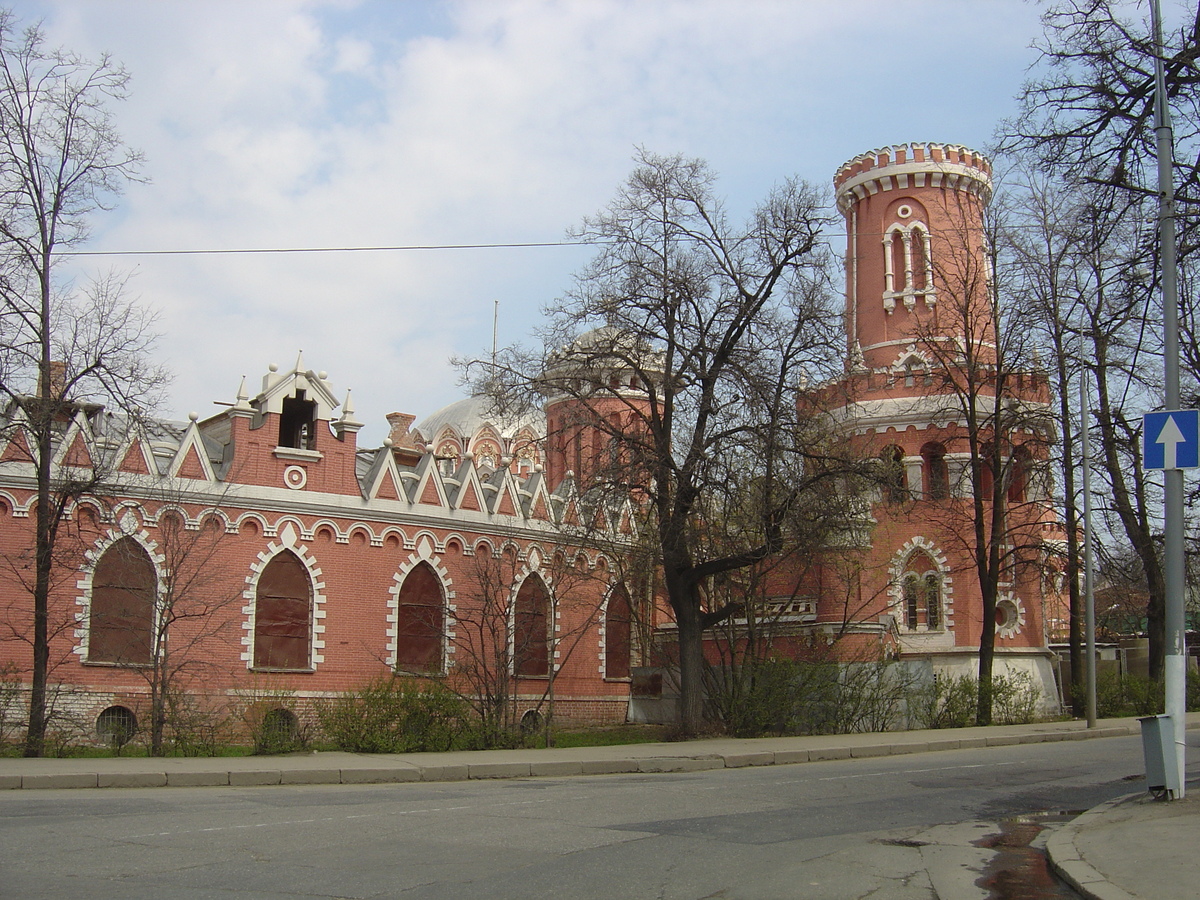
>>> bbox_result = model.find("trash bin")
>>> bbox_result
[1139,714,1181,796]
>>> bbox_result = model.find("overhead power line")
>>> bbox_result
[58,240,587,257]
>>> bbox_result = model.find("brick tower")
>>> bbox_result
[818,143,1060,697]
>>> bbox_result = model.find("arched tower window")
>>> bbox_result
[880,446,908,504]
[911,225,929,291]
[925,573,941,629]
[979,441,996,497]
[89,537,155,665]
[902,574,920,629]
[899,551,942,631]
[254,550,312,670]
[395,562,445,674]
[922,442,949,500]
[513,575,550,677]
[882,221,934,310]
[1008,444,1031,503]
[605,584,632,680]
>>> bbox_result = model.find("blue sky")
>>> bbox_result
[11,0,1058,443]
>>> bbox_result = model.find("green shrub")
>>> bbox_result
[1095,671,1164,718]
[991,671,1042,725]
[241,691,309,755]
[908,674,977,729]
[833,661,924,734]
[316,677,466,753]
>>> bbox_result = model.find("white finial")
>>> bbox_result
[318,371,328,380]
[269,363,279,373]
[383,437,394,448]
[294,350,305,373]
[188,411,199,422]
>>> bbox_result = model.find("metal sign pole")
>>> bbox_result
[1151,0,1186,800]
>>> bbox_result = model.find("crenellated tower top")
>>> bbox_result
[834,142,992,213]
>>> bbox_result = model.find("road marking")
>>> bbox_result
[121,795,587,841]
[809,761,1022,783]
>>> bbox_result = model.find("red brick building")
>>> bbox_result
[0,355,638,740]
[0,143,1066,744]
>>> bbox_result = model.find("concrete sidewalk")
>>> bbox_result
[0,715,1147,790]
[2,714,1196,900]
[1046,791,1199,900]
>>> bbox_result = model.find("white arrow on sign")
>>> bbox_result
[1157,415,1187,469]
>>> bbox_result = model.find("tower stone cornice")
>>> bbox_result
[834,142,992,212]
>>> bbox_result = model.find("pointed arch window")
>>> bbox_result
[89,537,155,665]
[254,550,312,671]
[395,562,445,674]
[513,575,550,677]
[899,551,943,632]
[605,584,632,680]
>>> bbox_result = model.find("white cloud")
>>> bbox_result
[10,0,1043,442]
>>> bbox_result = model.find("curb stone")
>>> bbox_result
[1046,795,1138,900]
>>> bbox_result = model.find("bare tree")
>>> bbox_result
[999,1,1200,683]
[893,188,1059,725]
[136,503,242,756]
[1001,1,1200,251]
[0,14,161,756]
[483,150,842,733]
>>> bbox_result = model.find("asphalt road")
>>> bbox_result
[0,734,1166,900]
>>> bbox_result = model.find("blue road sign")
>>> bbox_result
[1143,409,1200,469]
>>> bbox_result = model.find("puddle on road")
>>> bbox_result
[974,812,1083,900]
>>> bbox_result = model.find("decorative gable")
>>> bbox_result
[117,439,153,475]
[168,418,216,482]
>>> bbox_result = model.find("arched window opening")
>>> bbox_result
[96,705,138,747]
[979,442,996,497]
[1008,445,1031,503]
[922,442,949,500]
[279,390,317,450]
[911,227,928,291]
[513,576,550,677]
[395,562,445,674]
[899,551,942,631]
[605,585,633,680]
[889,229,905,294]
[254,551,312,670]
[881,446,908,504]
[902,575,920,629]
[89,537,155,665]
[925,574,941,629]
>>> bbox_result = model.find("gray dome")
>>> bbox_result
[414,395,541,444]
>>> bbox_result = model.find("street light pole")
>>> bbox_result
[1082,367,1097,728]
[1151,0,1186,800]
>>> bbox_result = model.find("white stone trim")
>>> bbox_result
[74,519,165,663]
[386,541,454,671]
[887,537,954,634]
[241,523,326,670]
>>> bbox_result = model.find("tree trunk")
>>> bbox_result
[674,600,706,734]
